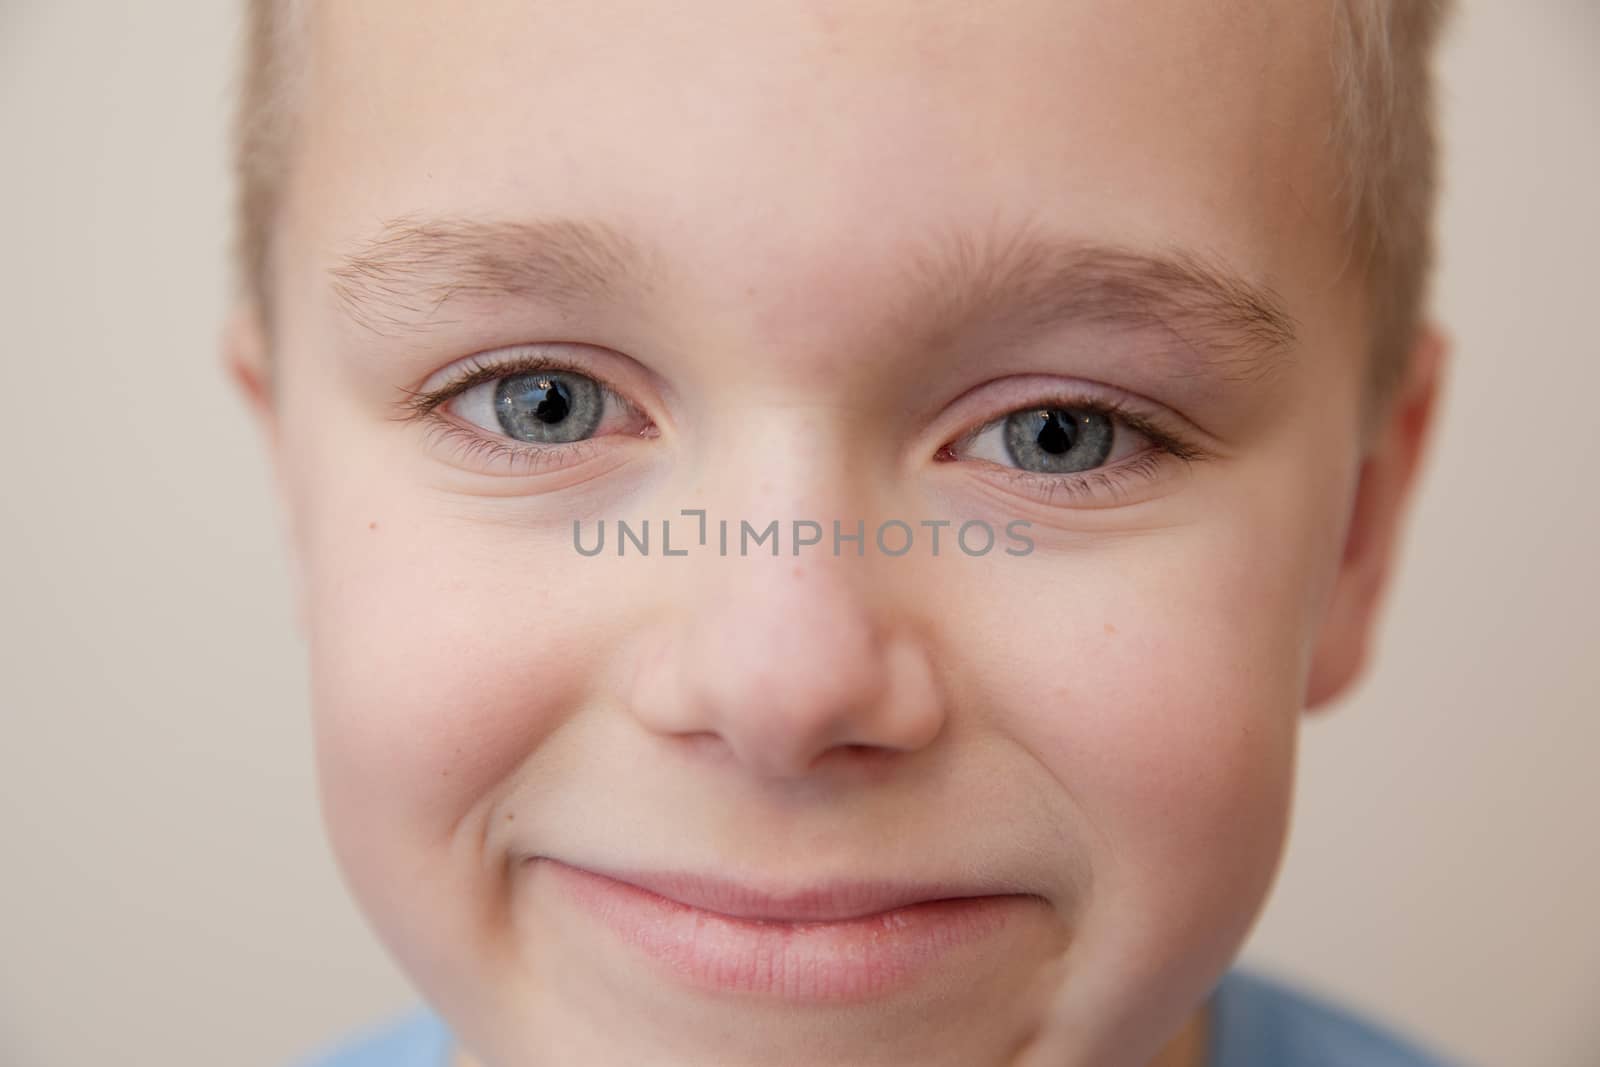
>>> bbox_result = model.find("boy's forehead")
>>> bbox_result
[291,0,1347,347]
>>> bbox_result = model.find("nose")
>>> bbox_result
[627,528,948,781]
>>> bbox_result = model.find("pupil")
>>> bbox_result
[533,379,571,424]
[1035,410,1077,455]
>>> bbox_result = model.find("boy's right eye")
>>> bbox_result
[457,371,617,445]
[390,348,657,478]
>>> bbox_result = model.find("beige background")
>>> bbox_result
[1,3,1596,1065]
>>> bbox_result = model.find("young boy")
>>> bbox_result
[224,2,1463,1065]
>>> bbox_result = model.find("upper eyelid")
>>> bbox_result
[960,396,1145,442]
[938,379,1201,458]
[943,374,1142,424]
[388,346,640,425]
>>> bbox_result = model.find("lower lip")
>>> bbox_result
[537,859,1030,1003]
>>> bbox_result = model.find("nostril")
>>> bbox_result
[810,741,901,779]
[834,742,889,764]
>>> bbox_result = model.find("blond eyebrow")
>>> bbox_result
[883,218,1298,386]
[329,214,661,335]
[329,213,1297,383]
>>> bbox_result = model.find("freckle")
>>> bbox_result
[368,521,378,531]
[1104,622,1118,635]
[505,813,515,822]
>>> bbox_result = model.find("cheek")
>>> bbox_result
[1083,544,1300,907]
[286,431,626,922]
[305,523,617,808]
[294,492,650,1018]
[961,510,1318,940]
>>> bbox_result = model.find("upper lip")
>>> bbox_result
[544,857,1024,922]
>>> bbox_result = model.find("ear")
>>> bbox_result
[223,302,276,436]
[222,304,307,638]
[1304,323,1449,711]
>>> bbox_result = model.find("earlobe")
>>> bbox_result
[1304,324,1450,711]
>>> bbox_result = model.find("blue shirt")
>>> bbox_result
[290,966,1465,1067]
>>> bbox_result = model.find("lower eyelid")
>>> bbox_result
[979,449,1176,507]
[420,413,610,476]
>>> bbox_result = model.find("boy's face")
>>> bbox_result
[235,2,1439,1065]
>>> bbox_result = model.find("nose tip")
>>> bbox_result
[628,554,946,780]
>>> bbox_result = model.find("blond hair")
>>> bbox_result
[231,0,1454,407]
[1331,0,1456,407]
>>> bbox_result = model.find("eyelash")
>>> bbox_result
[392,350,652,477]
[393,351,1207,503]
[941,391,1205,507]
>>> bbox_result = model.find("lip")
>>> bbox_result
[556,859,1016,921]
[532,857,1039,1001]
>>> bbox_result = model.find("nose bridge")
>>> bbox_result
[682,393,892,566]
[696,419,889,734]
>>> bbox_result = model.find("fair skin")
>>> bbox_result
[226,2,1445,1065]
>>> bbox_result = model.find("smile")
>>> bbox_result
[531,857,1041,1002]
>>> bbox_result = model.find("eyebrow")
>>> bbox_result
[329,214,660,335]
[885,217,1298,387]
[329,213,1297,384]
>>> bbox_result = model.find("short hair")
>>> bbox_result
[233,0,306,337]
[231,0,1455,410]
[1331,0,1456,408]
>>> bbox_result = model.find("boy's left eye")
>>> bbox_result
[936,389,1205,507]
[958,406,1141,474]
